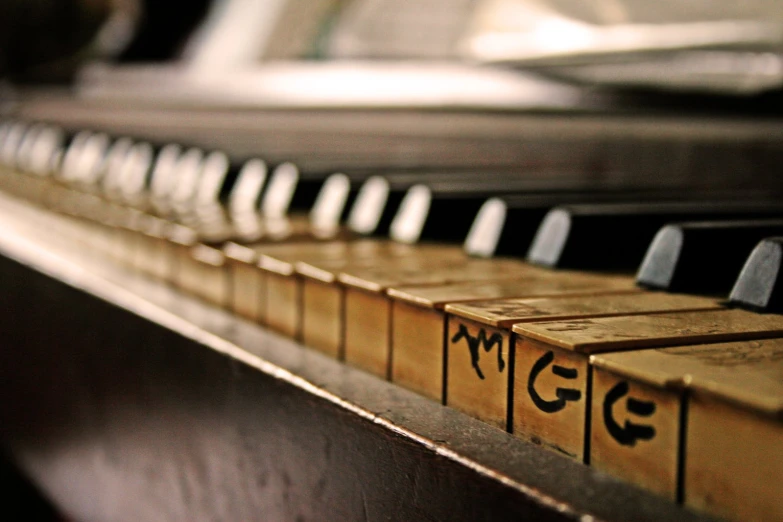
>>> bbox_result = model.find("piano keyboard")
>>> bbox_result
[2,117,783,522]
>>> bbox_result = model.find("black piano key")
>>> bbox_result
[270,165,578,229]
[729,237,783,312]
[387,180,567,244]
[345,171,605,242]
[463,188,783,259]
[343,172,487,237]
[636,220,783,294]
[527,202,783,271]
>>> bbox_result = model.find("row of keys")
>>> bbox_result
[1,119,782,521]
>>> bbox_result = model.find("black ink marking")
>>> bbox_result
[451,324,504,380]
[552,365,578,379]
[603,381,656,447]
[527,351,582,413]
[627,397,656,416]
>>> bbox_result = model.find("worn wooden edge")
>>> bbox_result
[336,272,385,293]
[191,244,226,268]
[512,315,783,354]
[0,200,716,522]
[294,260,340,283]
[588,354,687,391]
[389,278,642,313]
[222,241,257,264]
[258,254,297,276]
[386,289,447,310]
[497,304,722,330]
[591,345,783,418]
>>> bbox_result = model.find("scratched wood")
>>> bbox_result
[302,279,343,358]
[511,310,783,462]
[590,366,681,500]
[390,302,445,400]
[296,245,468,285]
[294,245,469,289]
[388,274,637,310]
[338,259,536,293]
[593,338,783,520]
[513,338,590,459]
[512,309,783,354]
[447,293,720,328]
[594,339,783,414]
[264,272,300,338]
[446,316,511,429]
[439,292,717,460]
[256,241,359,279]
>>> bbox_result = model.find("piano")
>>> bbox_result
[1,2,783,521]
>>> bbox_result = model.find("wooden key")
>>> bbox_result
[730,237,783,313]
[223,242,263,322]
[238,240,360,335]
[440,292,719,432]
[180,243,229,307]
[294,245,467,356]
[637,220,783,294]
[387,273,638,404]
[337,259,546,372]
[167,224,201,291]
[511,309,783,462]
[161,168,387,320]
[259,241,458,337]
[591,338,783,521]
[259,241,406,339]
[134,215,174,282]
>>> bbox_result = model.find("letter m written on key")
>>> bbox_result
[451,324,505,380]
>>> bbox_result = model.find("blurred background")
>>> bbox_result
[2,0,783,94]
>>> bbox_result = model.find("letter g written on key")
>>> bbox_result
[527,351,582,413]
